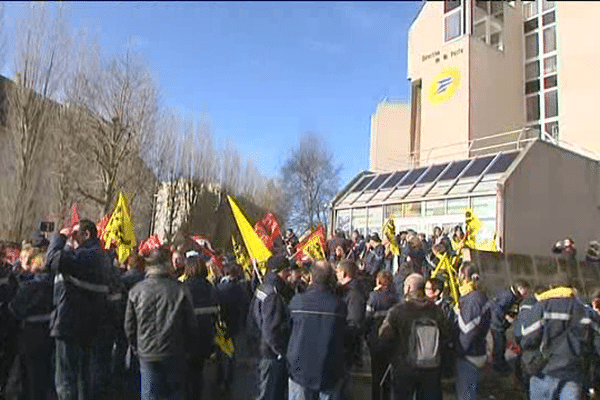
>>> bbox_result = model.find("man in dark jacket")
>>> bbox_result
[520,283,600,400]
[335,259,367,370]
[287,261,347,399]
[0,244,18,398]
[125,247,198,400]
[489,280,529,373]
[379,273,450,400]
[326,230,348,262]
[364,234,385,278]
[9,252,53,400]
[47,219,113,400]
[251,254,291,400]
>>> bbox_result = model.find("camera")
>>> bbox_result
[39,221,55,233]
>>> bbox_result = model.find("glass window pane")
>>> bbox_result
[491,1,503,15]
[445,0,461,13]
[542,0,555,12]
[425,200,446,217]
[544,75,557,89]
[525,61,540,80]
[382,170,408,189]
[524,19,538,33]
[445,10,462,42]
[527,95,540,121]
[471,196,496,219]
[525,33,539,58]
[384,204,403,220]
[402,167,428,186]
[545,90,558,118]
[463,155,496,178]
[542,11,555,25]
[366,173,392,191]
[545,121,559,139]
[474,21,486,42]
[336,210,351,235]
[526,79,540,94]
[544,56,557,75]
[420,164,448,183]
[543,26,556,53]
[404,202,422,218]
[486,152,519,174]
[367,207,383,235]
[523,0,538,19]
[490,32,502,50]
[475,0,489,13]
[352,175,375,192]
[352,208,367,234]
[447,198,469,215]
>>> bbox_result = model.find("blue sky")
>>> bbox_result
[4,1,423,186]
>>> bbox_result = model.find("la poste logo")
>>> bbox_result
[427,67,461,105]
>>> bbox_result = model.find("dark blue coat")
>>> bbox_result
[287,284,346,391]
[513,293,537,344]
[364,244,385,277]
[457,287,491,358]
[490,286,519,331]
[365,286,397,345]
[9,271,53,355]
[216,277,250,337]
[520,287,600,382]
[47,234,112,341]
[185,276,217,358]
[252,272,289,359]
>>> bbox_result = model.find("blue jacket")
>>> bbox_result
[513,293,538,344]
[217,277,250,337]
[9,271,53,355]
[520,287,600,382]
[47,234,112,341]
[490,286,520,330]
[364,244,385,277]
[252,272,289,359]
[457,286,491,358]
[365,285,397,345]
[287,284,346,391]
[185,276,217,358]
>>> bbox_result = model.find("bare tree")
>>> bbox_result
[282,131,342,232]
[6,3,71,240]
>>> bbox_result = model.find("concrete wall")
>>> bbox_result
[556,2,600,153]
[369,102,411,171]
[502,140,600,258]
[469,2,526,155]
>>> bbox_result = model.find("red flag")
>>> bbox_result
[96,214,110,247]
[189,234,215,259]
[254,213,282,250]
[4,247,20,265]
[294,225,326,262]
[138,234,161,256]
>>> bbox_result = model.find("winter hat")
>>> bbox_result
[267,254,290,273]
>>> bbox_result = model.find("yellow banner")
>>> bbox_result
[227,196,272,266]
[232,235,252,281]
[383,217,400,256]
[103,192,137,263]
[465,207,497,252]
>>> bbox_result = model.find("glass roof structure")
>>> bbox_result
[333,151,521,209]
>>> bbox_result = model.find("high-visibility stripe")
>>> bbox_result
[543,312,570,321]
[0,277,10,285]
[291,310,345,318]
[521,320,543,336]
[256,290,268,302]
[580,317,600,334]
[108,293,123,301]
[55,273,109,293]
[194,306,220,315]
[520,304,533,310]
[366,305,374,313]
[458,313,481,334]
[24,314,51,323]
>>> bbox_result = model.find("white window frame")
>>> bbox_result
[444,6,463,43]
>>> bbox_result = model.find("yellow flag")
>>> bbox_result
[103,192,137,263]
[232,235,252,281]
[227,195,272,265]
[383,217,400,256]
[465,208,497,252]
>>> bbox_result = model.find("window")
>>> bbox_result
[404,202,422,218]
[545,90,558,118]
[527,95,540,121]
[526,61,540,80]
[490,1,503,15]
[542,0,555,12]
[523,0,538,19]
[544,56,557,75]
[384,204,403,219]
[543,26,556,53]
[445,10,462,42]
[471,196,496,219]
[444,0,461,13]
[474,21,486,42]
[526,80,540,94]
[544,75,557,89]
[447,198,468,215]
[490,32,502,50]
[525,33,539,59]
[425,200,445,217]
[542,11,555,25]
[367,207,383,234]
[524,19,538,33]
[545,121,559,139]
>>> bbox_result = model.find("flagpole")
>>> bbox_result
[252,259,263,285]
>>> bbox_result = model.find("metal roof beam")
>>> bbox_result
[444,157,478,196]
[401,165,433,200]
[421,161,454,198]
[349,174,377,206]
[468,152,503,193]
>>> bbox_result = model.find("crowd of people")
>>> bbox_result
[1,221,600,400]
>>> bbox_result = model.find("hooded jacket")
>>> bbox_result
[457,282,491,359]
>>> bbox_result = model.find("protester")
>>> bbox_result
[348,230,366,264]
[287,261,347,399]
[489,279,529,373]
[452,225,465,251]
[46,219,114,400]
[183,254,218,400]
[335,259,367,371]
[251,254,291,400]
[455,262,491,400]
[425,277,456,323]
[520,280,600,400]
[378,273,450,400]
[125,246,198,400]
[365,270,397,400]
[8,243,53,400]
[326,230,348,262]
[364,233,385,278]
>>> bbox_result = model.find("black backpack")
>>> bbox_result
[407,316,442,369]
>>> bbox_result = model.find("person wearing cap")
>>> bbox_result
[250,253,292,400]
[125,246,198,400]
[364,233,386,279]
